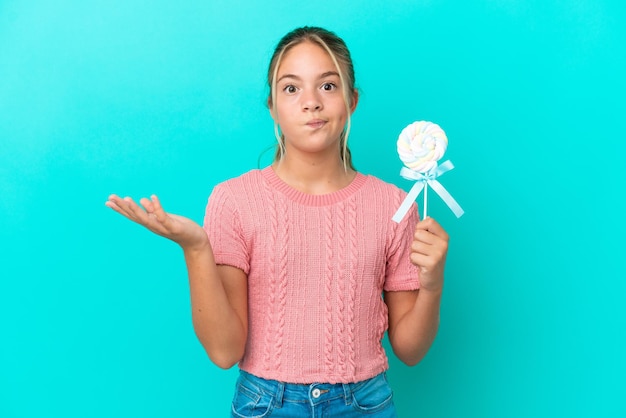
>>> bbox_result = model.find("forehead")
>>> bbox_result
[277,41,338,76]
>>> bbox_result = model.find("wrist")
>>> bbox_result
[181,235,211,255]
[418,284,443,297]
[418,270,444,295]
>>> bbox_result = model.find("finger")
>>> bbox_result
[106,195,140,219]
[123,196,154,223]
[411,238,430,253]
[105,200,124,214]
[106,194,126,210]
[415,217,439,232]
[413,229,438,246]
[139,197,155,213]
[415,218,449,241]
[411,237,447,260]
[150,195,163,210]
[133,196,174,233]
[106,194,175,239]
[107,193,122,202]
[138,195,163,214]
[149,195,170,224]
[410,250,444,269]
[411,239,442,259]
[412,229,448,254]
[410,252,431,269]
[412,238,448,259]
[140,195,168,225]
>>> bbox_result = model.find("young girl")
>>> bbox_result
[106,26,449,417]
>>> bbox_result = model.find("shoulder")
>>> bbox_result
[214,168,264,190]
[362,174,402,190]
[358,174,408,201]
[210,169,266,199]
[206,169,265,212]
[350,174,412,219]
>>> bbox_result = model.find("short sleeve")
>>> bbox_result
[383,203,420,292]
[203,184,250,274]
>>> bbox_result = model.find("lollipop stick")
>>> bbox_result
[423,183,428,219]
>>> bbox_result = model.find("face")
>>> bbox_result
[271,41,355,161]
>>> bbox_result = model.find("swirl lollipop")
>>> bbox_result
[397,121,448,173]
[392,121,464,222]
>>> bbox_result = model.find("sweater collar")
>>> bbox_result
[261,166,368,206]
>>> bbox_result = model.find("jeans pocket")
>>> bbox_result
[350,373,394,413]
[231,376,275,418]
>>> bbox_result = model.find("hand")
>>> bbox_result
[410,217,449,293]
[105,194,208,252]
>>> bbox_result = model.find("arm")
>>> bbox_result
[106,194,247,369]
[385,217,448,366]
[185,248,248,369]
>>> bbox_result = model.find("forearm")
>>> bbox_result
[183,243,247,369]
[389,288,442,366]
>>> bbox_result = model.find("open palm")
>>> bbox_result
[106,194,208,251]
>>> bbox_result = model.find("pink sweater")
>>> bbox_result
[204,167,420,384]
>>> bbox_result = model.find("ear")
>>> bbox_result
[349,89,359,114]
[267,97,277,120]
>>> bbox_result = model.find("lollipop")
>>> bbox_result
[397,121,448,173]
[392,121,464,223]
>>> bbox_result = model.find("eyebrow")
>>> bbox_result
[277,71,340,83]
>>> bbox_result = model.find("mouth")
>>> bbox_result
[306,119,327,129]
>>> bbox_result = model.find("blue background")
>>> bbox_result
[1,1,624,416]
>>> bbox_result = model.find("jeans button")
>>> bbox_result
[312,388,321,398]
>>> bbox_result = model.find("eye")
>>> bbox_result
[321,82,337,91]
[283,85,298,94]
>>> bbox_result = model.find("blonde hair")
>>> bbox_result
[267,27,357,170]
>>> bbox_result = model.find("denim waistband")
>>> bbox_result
[238,370,384,407]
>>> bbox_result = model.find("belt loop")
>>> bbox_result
[342,383,352,406]
[274,381,285,408]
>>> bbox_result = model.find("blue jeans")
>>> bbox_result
[230,370,397,417]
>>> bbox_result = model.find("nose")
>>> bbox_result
[302,89,322,111]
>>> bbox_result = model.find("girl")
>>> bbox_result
[106,26,449,417]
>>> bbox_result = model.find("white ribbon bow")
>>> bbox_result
[392,160,464,223]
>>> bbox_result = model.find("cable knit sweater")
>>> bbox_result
[203,166,420,384]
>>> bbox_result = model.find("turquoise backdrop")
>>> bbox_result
[1,1,624,417]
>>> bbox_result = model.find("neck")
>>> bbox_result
[272,153,356,195]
